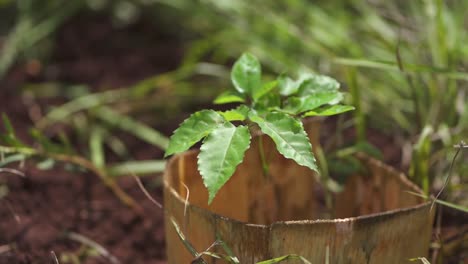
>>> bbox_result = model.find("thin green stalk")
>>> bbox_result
[315,145,333,214]
[89,126,105,168]
[37,89,129,128]
[407,191,468,213]
[396,42,423,131]
[346,67,366,142]
[256,254,311,264]
[93,106,169,150]
[0,1,84,76]
[410,126,433,194]
[107,160,166,177]
[258,136,270,178]
[333,58,468,81]
[432,141,467,209]
[170,217,208,264]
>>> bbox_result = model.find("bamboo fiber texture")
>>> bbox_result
[164,123,434,263]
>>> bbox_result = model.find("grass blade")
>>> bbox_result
[406,191,468,213]
[257,254,311,264]
[94,106,169,150]
[89,127,105,168]
[333,58,468,81]
[107,160,166,177]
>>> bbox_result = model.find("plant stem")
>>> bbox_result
[346,67,366,142]
[315,145,333,214]
[396,41,423,131]
[258,137,270,178]
[432,141,466,209]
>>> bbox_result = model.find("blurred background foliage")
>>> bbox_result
[0,0,467,216]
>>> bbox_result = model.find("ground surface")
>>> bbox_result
[0,11,466,264]
[0,12,180,264]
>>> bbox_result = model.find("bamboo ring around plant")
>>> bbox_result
[163,134,434,264]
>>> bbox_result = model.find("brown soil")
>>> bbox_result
[0,11,179,264]
[0,166,166,264]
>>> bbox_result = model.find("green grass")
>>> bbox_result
[161,0,468,206]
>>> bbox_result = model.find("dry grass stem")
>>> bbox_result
[133,174,162,209]
[66,232,121,264]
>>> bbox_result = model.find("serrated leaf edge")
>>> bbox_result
[165,110,224,157]
[251,113,318,172]
[197,123,251,203]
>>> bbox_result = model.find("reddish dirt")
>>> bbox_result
[0,11,180,264]
[0,166,166,264]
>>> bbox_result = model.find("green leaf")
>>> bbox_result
[37,158,56,170]
[219,105,250,121]
[0,153,26,167]
[278,72,340,98]
[165,110,224,157]
[231,53,262,95]
[334,142,383,160]
[328,157,363,184]
[2,113,15,136]
[250,112,317,172]
[30,129,66,154]
[94,106,169,150]
[277,75,300,96]
[254,92,281,112]
[198,123,251,203]
[297,73,340,96]
[253,80,277,101]
[303,105,355,117]
[214,90,245,104]
[284,92,343,114]
[0,113,25,148]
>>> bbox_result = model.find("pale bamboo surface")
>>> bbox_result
[163,121,434,263]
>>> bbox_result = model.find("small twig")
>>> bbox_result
[65,232,121,264]
[441,227,468,257]
[453,141,468,149]
[325,245,330,264]
[0,168,25,177]
[192,240,223,263]
[48,152,142,214]
[216,238,240,264]
[409,257,431,264]
[50,251,60,264]
[182,182,190,235]
[0,244,13,255]
[0,145,142,213]
[432,140,466,211]
[405,191,468,213]
[132,174,162,209]
[170,217,208,264]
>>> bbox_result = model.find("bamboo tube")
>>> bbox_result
[164,122,434,263]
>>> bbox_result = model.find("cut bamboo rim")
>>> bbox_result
[164,124,434,263]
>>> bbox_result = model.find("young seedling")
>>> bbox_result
[165,53,354,203]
